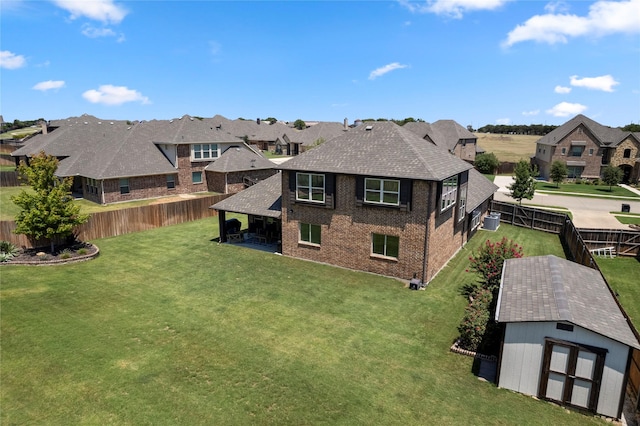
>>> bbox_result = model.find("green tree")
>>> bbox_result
[549,160,568,187]
[293,119,306,130]
[474,152,500,174]
[11,152,89,252]
[601,164,623,191]
[508,160,537,204]
[264,117,277,125]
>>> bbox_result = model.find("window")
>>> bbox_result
[86,178,99,195]
[567,166,583,179]
[623,149,631,159]
[561,147,566,155]
[300,223,321,245]
[191,143,218,161]
[569,146,583,157]
[588,148,594,156]
[471,209,481,230]
[372,233,399,259]
[167,175,176,189]
[119,178,130,194]
[192,171,203,184]
[365,178,400,205]
[440,176,458,212]
[296,173,325,203]
[458,184,467,221]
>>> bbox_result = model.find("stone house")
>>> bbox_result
[533,114,640,183]
[214,121,498,283]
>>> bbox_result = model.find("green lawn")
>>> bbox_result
[0,222,605,424]
[596,257,640,327]
[614,215,640,225]
[536,182,640,198]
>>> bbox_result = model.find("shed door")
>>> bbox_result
[539,339,606,412]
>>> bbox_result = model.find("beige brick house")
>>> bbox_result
[533,114,640,183]
[214,121,497,283]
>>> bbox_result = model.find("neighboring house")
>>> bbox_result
[496,255,640,419]
[276,121,348,155]
[213,121,497,282]
[404,120,482,163]
[12,114,276,204]
[533,114,640,183]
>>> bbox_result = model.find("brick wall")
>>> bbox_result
[547,125,602,179]
[454,140,477,162]
[207,169,278,194]
[281,172,464,282]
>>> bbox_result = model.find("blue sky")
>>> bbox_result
[1,0,639,127]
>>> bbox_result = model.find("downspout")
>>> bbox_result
[100,180,105,205]
[421,182,432,285]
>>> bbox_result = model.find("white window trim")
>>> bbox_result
[440,176,458,212]
[167,174,176,189]
[296,173,325,203]
[191,143,219,161]
[471,210,481,230]
[364,178,400,206]
[458,184,467,222]
[371,233,399,260]
[299,223,321,246]
[192,171,203,184]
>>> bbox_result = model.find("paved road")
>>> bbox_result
[493,176,640,229]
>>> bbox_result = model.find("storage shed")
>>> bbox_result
[495,255,639,419]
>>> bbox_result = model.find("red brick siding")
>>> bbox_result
[538,125,602,179]
[281,172,464,281]
[207,169,278,194]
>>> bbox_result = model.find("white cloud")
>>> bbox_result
[81,24,124,41]
[546,101,587,117]
[503,0,640,47]
[554,85,571,94]
[570,74,619,92]
[0,50,26,69]
[82,85,150,106]
[53,0,128,24]
[522,110,540,116]
[398,0,509,18]
[496,117,511,125]
[33,80,65,91]
[368,62,408,80]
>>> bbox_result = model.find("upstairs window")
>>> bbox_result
[296,173,325,203]
[365,178,400,206]
[458,184,467,222]
[623,149,632,159]
[191,144,218,161]
[440,176,458,212]
[569,146,584,157]
[561,147,566,155]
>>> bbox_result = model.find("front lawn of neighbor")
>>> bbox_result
[0,221,603,425]
[536,182,640,199]
[597,257,640,326]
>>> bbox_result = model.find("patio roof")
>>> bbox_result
[210,172,282,218]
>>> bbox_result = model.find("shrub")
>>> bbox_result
[575,178,583,184]
[467,237,523,293]
[0,240,18,262]
[60,248,73,259]
[77,248,88,255]
[593,178,601,186]
[474,153,500,174]
[457,288,492,351]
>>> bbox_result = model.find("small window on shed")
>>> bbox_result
[556,323,574,332]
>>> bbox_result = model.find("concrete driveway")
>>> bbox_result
[493,176,640,229]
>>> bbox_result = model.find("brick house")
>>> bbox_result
[403,120,483,163]
[12,114,276,204]
[533,114,640,183]
[214,121,497,283]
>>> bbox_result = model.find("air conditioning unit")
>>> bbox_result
[483,213,500,231]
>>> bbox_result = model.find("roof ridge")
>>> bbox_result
[548,255,571,321]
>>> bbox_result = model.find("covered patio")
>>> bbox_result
[210,172,282,252]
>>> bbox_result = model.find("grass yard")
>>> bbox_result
[536,182,640,199]
[596,257,640,326]
[613,215,640,225]
[0,221,604,425]
[474,133,539,163]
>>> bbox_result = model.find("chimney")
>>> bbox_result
[40,120,48,135]
[257,118,261,125]
[344,117,348,130]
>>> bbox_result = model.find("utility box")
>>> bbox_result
[621,204,631,213]
[483,213,501,231]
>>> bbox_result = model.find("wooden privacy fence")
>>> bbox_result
[491,199,640,408]
[0,194,231,248]
[489,200,567,234]
[0,171,19,187]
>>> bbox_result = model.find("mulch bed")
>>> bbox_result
[2,243,99,265]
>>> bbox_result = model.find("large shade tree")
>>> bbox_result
[11,152,89,252]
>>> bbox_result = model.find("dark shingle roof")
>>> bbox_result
[403,120,476,152]
[284,122,348,147]
[205,147,275,173]
[211,172,282,218]
[497,255,639,349]
[279,121,472,181]
[467,168,498,212]
[536,114,637,147]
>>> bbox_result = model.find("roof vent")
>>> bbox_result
[84,122,88,125]
[365,125,373,131]
[170,119,174,123]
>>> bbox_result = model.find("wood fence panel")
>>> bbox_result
[490,200,566,234]
[0,171,19,187]
[0,194,231,248]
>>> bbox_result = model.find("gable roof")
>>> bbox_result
[403,120,476,152]
[536,114,638,147]
[283,121,347,147]
[466,168,498,213]
[210,172,282,218]
[496,255,639,349]
[279,121,472,181]
[205,146,274,173]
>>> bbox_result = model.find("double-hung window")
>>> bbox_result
[119,178,130,195]
[191,144,218,161]
[296,173,325,203]
[371,233,399,259]
[440,176,458,212]
[458,184,467,221]
[300,223,321,245]
[365,178,400,206]
[192,171,203,184]
[167,175,176,189]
